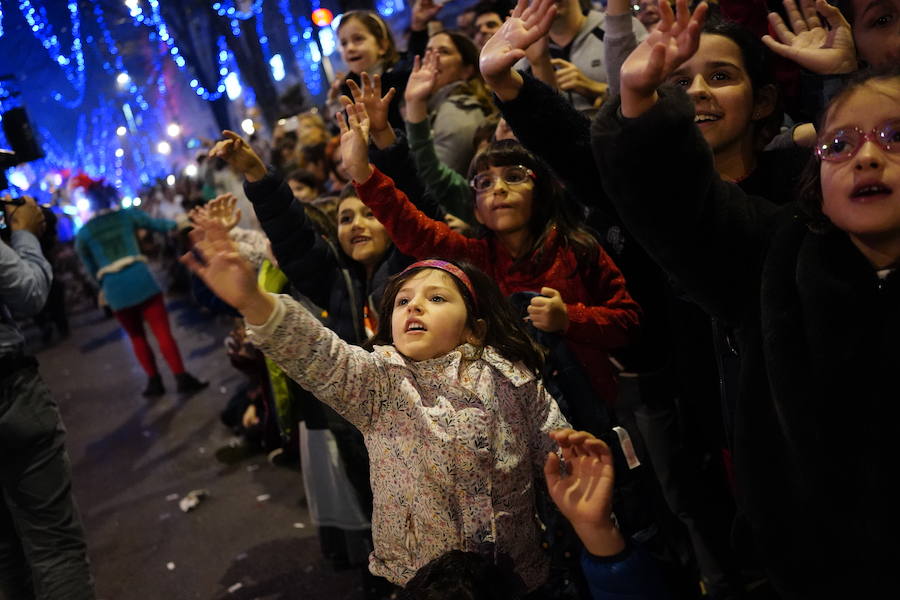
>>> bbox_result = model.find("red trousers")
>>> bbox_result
[113,293,185,377]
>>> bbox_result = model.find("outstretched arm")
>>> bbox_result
[208,130,339,307]
[182,230,388,431]
[479,0,557,102]
[596,1,778,323]
[339,100,486,264]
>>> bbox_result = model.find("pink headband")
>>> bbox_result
[401,259,477,303]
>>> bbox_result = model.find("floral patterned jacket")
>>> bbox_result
[246,294,570,589]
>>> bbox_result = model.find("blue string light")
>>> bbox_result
[143,0,231,101]
[278,0,323,96]
[0,3,5,38]
[213,1,264,20]
[376,0,406,18]
[18,0,86,107]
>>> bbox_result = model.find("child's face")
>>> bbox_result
[426,34,474,90]
[338,19,386,74]
[473,165,535,237]
[288,179,317,203]
[666,35,768,159]
[337,196,392,266]
[390,270,474,362]
[820,80,900,244]
[850,0,900,68]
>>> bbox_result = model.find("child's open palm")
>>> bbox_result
[181,229,260,313]
[620,0,708,113]
[544,430,615,530]
[762,0,857,74]
[191,193,242,233]
[347,72,396,134]
[336,100,374,183]
[405,51,440,104]
[208,131,267,181]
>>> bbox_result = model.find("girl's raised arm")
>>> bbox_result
[182,231,390,431]
[338,100,487,265]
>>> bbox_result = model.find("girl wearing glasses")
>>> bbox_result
[593,0,900,595]
[337,100,641,419]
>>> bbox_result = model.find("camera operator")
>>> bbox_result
[0,196,95,599]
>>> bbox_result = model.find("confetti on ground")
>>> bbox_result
[142,430,152,438]
[179,489,209,513]
[227,582,243,593]
[166,562,175,571]
[293,522,306,529]
[246,464,259,472]
[198,447,207,454]
[165,493,179,502]
[158,513,171,521]
[235,553,248,561]
[219,386,228,394]
[256,494,270,502]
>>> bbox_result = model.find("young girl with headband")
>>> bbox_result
[182,239,572,592]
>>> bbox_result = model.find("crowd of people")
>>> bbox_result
[2,0,899,598]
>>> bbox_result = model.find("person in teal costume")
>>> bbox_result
[75,196,207,397]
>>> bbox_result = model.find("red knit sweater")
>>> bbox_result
[355,168,641,405]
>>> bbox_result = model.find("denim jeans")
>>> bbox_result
[0,359,94,600]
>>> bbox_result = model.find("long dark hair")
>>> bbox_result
[367,260,546,374]
[432,30,495,116]
[469,140,600,275]
[701,10,783,149]
[797,66,900,231]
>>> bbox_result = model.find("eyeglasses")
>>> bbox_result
[815,119,900,162]
[470,165,536,193]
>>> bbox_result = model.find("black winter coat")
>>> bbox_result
[592,87,900,598]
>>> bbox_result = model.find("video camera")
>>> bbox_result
[1,74,45,230]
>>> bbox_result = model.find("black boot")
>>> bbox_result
[176,372,209,394]
[143,375,165,397]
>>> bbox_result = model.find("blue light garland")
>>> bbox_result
[278,0,323,96]
[212,1,264,20]
[143,0,232,101]
[376,0,406,18]
[18,0,86,107]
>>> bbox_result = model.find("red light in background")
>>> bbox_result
[311,8,334,27]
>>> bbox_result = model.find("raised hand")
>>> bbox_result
[208,131,267,182]
[336,100,374,183]
[405,52,440,105]
[191,193,242,233]
[347,72,397,135]
[527,287,570,333]
[411,0,442,31]
[544,429,625,556]
[762,0,857,74]
[180,230,273,324]
[479,0,557,86]
[620,0,708,117]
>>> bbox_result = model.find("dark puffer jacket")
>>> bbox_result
[592,87,900,599]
